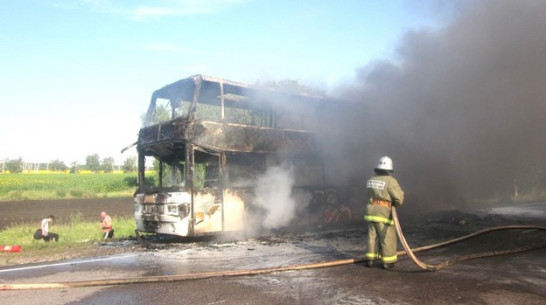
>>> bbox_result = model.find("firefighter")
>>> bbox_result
[100,211,114,239]
[365,156,404,269]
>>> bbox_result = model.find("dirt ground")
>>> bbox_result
[0,198,135,230]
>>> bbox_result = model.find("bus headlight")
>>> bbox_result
[167,205,178,215]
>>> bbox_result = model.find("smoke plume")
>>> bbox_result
[321,0,546,209]
[250,162,310,230]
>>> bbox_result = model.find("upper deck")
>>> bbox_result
[138,75,334,158]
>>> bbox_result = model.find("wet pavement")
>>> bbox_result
[1,202,545,305]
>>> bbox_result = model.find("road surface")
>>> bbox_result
[1,202,545,305]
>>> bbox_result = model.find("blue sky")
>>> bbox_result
[0,0,442,165]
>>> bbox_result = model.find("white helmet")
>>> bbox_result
[376,156,393,171]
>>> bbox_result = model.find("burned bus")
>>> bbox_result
[133,75,355,237]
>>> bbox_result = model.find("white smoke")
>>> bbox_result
[252,162,299,229]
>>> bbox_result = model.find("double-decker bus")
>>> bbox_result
[133,75,354,237]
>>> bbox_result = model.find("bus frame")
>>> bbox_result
[133,75,352,237]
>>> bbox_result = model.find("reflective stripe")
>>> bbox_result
[364,215,394,225]
[366,253,380,259]
[381,255,397,263]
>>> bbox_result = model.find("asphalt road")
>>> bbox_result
[1,202,545,305]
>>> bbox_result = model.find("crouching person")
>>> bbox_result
[34,215,59,242]
[100,211,114,239]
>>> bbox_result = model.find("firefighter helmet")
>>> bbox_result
[376,156,394,171]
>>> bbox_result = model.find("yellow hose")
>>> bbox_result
[2,217,545,290]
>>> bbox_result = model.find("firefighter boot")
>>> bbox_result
[383,263,395,270]
[366,260,374,268]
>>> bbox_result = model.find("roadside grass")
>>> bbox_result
[0,214,137,266]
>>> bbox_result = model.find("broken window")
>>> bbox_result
[193,150,220,191]
[225,153,267,187]
[195,81,222,121]
[138,156,186,192]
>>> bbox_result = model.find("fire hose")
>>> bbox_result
[1,213,545,290]
[391,207,546,271]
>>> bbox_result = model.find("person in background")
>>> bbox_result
[100,211,114,239]
[40,215,59,242]
[364,156,405,269]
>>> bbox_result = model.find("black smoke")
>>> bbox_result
[320,0,546,209]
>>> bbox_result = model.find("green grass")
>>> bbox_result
[0,173,138,201]
[0,214,136,248]
[0,214,137,266]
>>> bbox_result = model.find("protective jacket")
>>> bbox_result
[365,174,404,225]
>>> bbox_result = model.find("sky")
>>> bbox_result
[0,0,443,166]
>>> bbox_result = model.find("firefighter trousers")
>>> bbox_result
[366,221,398,263]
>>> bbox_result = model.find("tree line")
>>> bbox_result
[1,155,137,174]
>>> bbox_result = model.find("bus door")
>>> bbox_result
[191,148,223,234]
